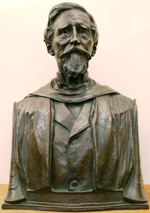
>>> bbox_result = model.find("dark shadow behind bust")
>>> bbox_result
[2,2,149,211]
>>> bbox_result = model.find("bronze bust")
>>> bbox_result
[2,2,149,211]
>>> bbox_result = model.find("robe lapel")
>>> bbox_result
[54,101,75,132]
[69,101,92,138]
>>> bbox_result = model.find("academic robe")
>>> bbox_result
[5,78,148,204]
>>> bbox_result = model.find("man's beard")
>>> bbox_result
[60,47,90,78]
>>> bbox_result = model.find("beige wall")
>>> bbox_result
[0,0,150,184]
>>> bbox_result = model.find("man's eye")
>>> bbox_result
[79,30,85,34]
[59,28,71,36]
[78,29,89,37]
[62,30,69,34]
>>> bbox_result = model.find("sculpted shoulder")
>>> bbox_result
[15,96,38,113]
[15,96,50,115]
[96,93,136,114]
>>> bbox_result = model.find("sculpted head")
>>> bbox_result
[44,2,99,79]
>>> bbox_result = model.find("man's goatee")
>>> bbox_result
[61,52,89,78]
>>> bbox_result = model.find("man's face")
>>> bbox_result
[52,9,93,60]
[52,9,94,78]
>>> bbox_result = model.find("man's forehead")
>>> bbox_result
[53,9,91,30]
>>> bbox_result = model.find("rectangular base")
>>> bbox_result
[2,201,149,212]
[2,188,149,212]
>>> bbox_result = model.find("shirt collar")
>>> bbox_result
[55,72,89,90]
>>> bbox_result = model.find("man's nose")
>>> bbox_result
[70,27,80,45]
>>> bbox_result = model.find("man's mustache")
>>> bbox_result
[59,46,91,60]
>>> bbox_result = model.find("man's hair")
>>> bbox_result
[44,2,99,57]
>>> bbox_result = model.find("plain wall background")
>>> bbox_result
[0,0,150,184]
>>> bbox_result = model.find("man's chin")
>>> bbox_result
[64,68,86,78]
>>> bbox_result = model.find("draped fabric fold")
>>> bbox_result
[28,78,119,103]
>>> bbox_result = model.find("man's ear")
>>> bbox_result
[47,44,55,56]
[91,43,97,57]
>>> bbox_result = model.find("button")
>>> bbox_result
[71,180,78,187]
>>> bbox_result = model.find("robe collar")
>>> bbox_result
[27,74,119,103]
